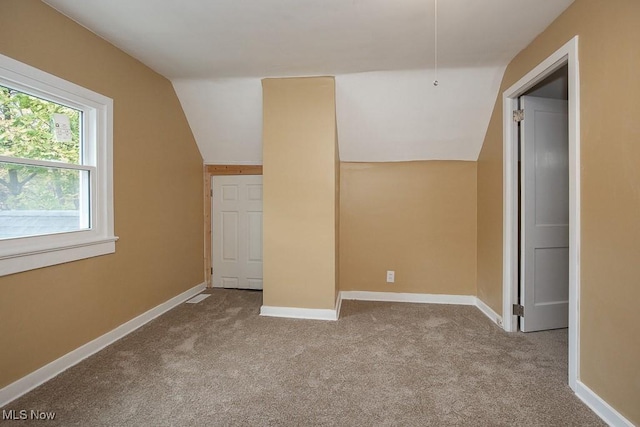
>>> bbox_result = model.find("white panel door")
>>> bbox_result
[520,96,569,332]
[212,175,263,290]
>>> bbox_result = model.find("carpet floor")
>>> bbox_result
[2,289,604,426]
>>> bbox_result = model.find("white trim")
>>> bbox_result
[501,36,580,391]
[0,282,206,408]
[334,292,343,320]
[576,382,635,427]
[340,290,476,305]
[0,238,116,276]
[204,161,262,166]
[475,298,503,328]
[0,53,116,276]
[0,156,95,171]
[260,305,339,321]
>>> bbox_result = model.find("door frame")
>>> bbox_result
[502,36,580,390]
[204,164,263,287]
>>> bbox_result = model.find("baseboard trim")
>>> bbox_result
[576,381,634,427]
[260,305,339,321]
[475,297,504,328]
[259,291,480,321]
[0,282,206,408]
[335,292,343,320]
[340,290,476,306]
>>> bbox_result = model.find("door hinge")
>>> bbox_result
[210,267,213,274]
[512,304,524,317]
[513,109,525,122]
[210,189,213,197]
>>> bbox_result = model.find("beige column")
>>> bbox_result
[262,77,339,310]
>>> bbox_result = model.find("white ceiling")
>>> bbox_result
[44,0,573,79]
[172,78,264,164]
[335,67,506,162]
[43,0,575,163]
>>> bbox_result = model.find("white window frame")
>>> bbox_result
[0,53,117,276]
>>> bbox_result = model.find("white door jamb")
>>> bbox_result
[501,36,580,391]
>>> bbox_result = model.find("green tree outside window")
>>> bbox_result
[0,85,81,210]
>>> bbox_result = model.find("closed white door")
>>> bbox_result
[212,175,263,290]
[520,96,569,332]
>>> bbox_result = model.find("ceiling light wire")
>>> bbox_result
[433,0,439,87]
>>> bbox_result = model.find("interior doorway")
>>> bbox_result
[502,37,580,391]
[203,164,263,287]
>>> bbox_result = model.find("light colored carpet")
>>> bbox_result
[2,289,604,426]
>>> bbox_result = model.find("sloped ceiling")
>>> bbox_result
[44,0,575,163]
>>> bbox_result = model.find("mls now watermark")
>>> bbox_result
[2,409,56,421]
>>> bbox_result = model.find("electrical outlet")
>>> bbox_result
[386,270,395,283]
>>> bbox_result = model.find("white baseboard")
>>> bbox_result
[204,161,261,166]
[340,290,476,306]
[259,291,476,321]
[0,282,206,408]
[260,305,339,321]
[260,291,343,321]
[576,381,634,427]
[334,292,343,320]
[475,297,503,328]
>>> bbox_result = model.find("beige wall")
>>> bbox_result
[477,0,640,422]
[0,0,204,388]
[476,105,504,313]
[340,161,477,295]
[262,77,338,310]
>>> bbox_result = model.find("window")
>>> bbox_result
[0,53,116,276]
[1,87,89,237]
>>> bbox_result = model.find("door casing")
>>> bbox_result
[501,36,580,390]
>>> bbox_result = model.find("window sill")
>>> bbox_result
[0,236,118,277]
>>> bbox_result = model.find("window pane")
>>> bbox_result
[0,162,90,239]
[0,85,81,164]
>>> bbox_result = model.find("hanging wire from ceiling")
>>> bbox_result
[433,0,439,87]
